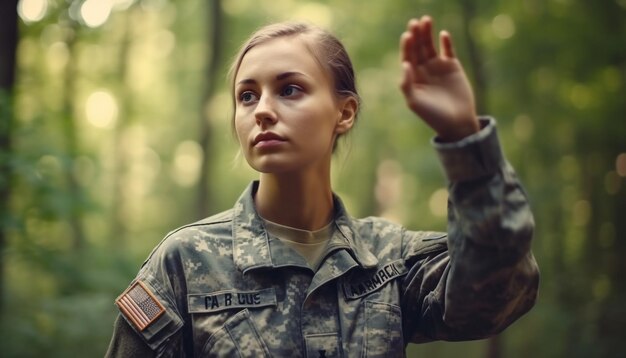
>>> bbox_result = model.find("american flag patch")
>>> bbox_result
[116,281,165,331]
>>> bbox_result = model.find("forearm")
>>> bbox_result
[437,117,539,337]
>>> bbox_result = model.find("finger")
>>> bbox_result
[400,31,412,63]
[440,30,456,59]
[420,16,437,60]
[409,19,425,64]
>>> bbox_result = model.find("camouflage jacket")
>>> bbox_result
[107,118,539,357]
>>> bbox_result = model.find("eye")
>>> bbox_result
[239,91,258,104]
[280,85,302,98]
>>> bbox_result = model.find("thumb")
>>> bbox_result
[399,61,415,96]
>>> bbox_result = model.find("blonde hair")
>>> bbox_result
[228,22,361,149]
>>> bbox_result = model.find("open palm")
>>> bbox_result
[400,16,479,141]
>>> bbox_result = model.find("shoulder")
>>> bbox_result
[166,208,234,239]
[143,208,236,266]
[352,216,403,235]
[351,216,447,259]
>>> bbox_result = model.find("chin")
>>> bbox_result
[247,158,298,174]
[246,152,327,175]
[253,164,299,174]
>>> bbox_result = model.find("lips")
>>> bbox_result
[253,132,286,146]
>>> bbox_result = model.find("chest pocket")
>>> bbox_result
[201,309,270,357]
[340,260,407,357]
[362,301,403,357]
[189,288,276,357]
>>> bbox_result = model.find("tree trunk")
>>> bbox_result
[61,24,87,250]
[578,2,626,356]
[460,0,488,114]
[109,5,136,246]
[0,0,19,311]
[196,0,224,218]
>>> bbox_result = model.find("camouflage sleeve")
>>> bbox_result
[105,314,156,357]
[401,117,539,342]
[109,237,189,357]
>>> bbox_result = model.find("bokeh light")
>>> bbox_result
[172,140,203,187]
[616,153,626,177]
[80,0,113,28]
[492,14,515,39]
[513,114,534,142]
[85,90,119,129]
[18,0,48,23]
[429,188,448,217]
[604,171,621,194]
[46,42,70,74]
[572,200,591,227]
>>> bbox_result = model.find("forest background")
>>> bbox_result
[1,0,625,357]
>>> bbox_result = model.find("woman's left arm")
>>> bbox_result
[398,16,539,341]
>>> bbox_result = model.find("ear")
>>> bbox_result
[334,96,358,135]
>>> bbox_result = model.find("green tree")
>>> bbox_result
[0,0,19,311]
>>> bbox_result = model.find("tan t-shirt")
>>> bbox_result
[262,218,334,270]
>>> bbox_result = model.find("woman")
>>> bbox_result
[107,16,539,357]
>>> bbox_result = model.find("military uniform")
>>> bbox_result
[106,118,539,357]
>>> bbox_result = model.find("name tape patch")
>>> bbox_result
[116,281,166,331]
[343,259,407,300]
[188,288,277,313]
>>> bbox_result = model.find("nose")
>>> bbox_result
[254,94,278,126]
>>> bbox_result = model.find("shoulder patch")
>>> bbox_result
[116,281,166,331]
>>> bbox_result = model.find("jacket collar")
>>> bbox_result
[232,181,378,274]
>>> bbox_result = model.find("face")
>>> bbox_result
[234,36,353,174]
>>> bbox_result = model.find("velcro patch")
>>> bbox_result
[116,281,166,331]
[188,288,277,314]
[342,259,408,300]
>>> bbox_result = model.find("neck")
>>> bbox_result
[255,169,334,231]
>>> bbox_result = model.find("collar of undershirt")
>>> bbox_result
[262,217,335,245]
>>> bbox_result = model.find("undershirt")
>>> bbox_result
[262,218,334,270]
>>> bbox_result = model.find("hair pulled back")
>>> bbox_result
[228,22,361,146]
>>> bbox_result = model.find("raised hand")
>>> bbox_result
[400,16,480,142]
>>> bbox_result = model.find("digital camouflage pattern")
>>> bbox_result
[108,118,539,357]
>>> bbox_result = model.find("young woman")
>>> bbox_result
[107,16,539,357]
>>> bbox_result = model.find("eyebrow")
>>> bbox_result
[237,71,306,86]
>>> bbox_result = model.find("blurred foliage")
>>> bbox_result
[1,0,625,357]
